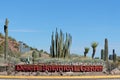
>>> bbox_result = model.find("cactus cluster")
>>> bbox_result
[50,28,72,58]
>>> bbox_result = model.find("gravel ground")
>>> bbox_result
[0,79,120,80]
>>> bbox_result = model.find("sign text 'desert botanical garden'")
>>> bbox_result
[15,64,103,72]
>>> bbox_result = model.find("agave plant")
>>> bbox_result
[91,42,98,59]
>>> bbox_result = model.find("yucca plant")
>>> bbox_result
[84,47,89,57]
[91,42,98,59]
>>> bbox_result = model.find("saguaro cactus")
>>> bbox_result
[113,49,117,63]
[4,18,9,61]
[101,49,104,60]
[104,38,108,61]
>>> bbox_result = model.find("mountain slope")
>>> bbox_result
[0,33,19,53]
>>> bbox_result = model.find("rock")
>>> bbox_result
[51,71,59,76]
[59,70,63,76]
[64,71,74,76]
[35,71,40,76]
[45,70,49,74]
[118,66,120,70]
[102,68,108,74]
[110,68,120,75]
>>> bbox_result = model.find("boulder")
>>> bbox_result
[110,68,120,75]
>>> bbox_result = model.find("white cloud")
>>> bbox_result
[9,29,40,33]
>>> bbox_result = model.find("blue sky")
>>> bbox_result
[0,0,120,57]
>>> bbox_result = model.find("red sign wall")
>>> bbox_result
[15,65,103,72]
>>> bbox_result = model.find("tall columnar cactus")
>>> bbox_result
[67,33,72,58]
[32,51,36,64]
[113,49,117,63]
[50,32,55,57]
[101,49,104,60]
[50,28,72,58]
[62,33,72,58]
[104,38,108,61]
[59,30,64,58]
[64,33,68,58]
[55,28,59,58]
[4,18,9,61]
